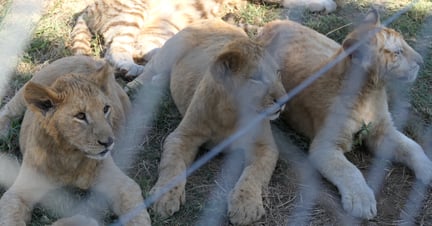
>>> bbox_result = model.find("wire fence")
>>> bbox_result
[0,0,431,225]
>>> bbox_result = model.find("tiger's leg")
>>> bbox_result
[125,30,194,91]
[0,164,57,226]
[308,133,377,219]
[70,15,92,56]
[150,127,207,217]
[0,88,26,138]
[92,157,150,226]
[280,0,337,13]
[105,36,145,78]
[367,123,432,186]
[228,123,278,225]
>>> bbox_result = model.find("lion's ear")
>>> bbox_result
[24,82,62,116]
[342,38,373,69]
[210,50,244,81]
[92,62,113,92]
[342,38,362,61]
[363,8,380,26]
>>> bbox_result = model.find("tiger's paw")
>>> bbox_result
[281,0,337,14]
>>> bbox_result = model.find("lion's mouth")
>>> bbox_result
[268,109,281,120]
[267,103,285,120]
[86,149,111,160]
[397,65,419,83]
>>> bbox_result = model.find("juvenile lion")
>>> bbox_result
[138,19,286,225]
[0,56,151,225]
[257,9,431,219]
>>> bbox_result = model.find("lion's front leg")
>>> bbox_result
[368,128,432,185]
[0,165,56,226]
[150,129,206,217]
[93,157,150,226]
[308,137,377,219]
[0,89,26,137]
[228,124,278,225]
[0,190,30,226]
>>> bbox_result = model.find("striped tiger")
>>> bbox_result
[71,0,246,77]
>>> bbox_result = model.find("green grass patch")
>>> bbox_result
[0,0,12,23]
[238,2,282,25]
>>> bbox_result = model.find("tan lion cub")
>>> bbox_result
[257,9,430,219]
[0,56,150,225]
[137,19,286,225]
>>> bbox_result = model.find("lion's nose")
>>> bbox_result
[98,137,114,148]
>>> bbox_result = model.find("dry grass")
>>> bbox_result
[0,0,432,225]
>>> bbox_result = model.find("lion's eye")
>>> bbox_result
[75,112,86,121]
[276,70,282,80]
[394,49,403,55]
[251,72,265,83]
[103,105,110,114]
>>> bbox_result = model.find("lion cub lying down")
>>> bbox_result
[0,56,150,225]
[257,9,431,219]
[137,19,286,224]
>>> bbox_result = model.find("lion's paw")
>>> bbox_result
[228,187,265,225]
[416,161,432,184]
[51,215,98,226]
[0,110,11,138]
[340,182,377,219]
[124,80,143,94]
[150,184,185,217]
[415,158,432,185]
[0,219,25,226]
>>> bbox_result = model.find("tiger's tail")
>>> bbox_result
[70,14,93,56]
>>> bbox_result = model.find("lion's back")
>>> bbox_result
[258,20,340,91]
[168,19,249,115]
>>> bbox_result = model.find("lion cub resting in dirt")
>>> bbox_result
[0,56,150,225]
[257,9,431,219]
[137,19,286,225]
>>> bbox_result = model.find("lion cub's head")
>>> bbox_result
[23,64,117,160]
[342,8,423,83]
[210,38,286,120]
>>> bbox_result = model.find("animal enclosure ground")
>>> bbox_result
[0,0,432,225]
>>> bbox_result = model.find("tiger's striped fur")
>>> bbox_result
[71,0,246,77]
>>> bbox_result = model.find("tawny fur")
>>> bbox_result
[0,56,150,226]
[257,10,431,219]
[139,19,286,225]
[280,0,337,13]
[71,0,246,77]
